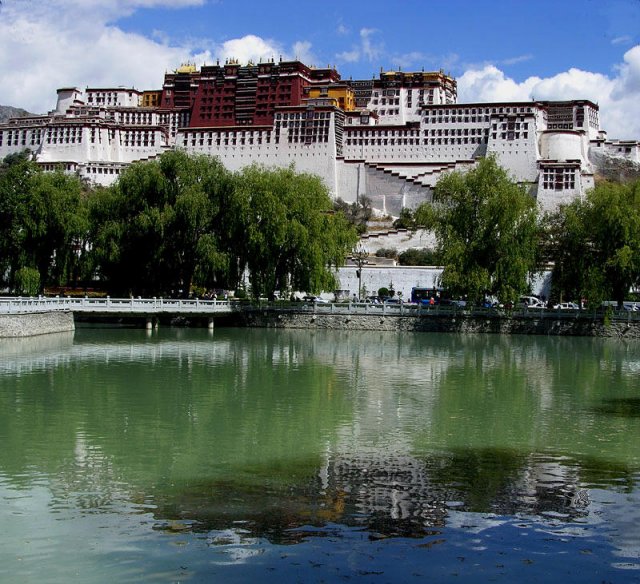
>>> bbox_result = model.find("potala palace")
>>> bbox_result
[1,59,639,214]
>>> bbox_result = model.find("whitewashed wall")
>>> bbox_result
[334,265,552,301]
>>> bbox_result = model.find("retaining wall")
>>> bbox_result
[0,311,75,338]
[241,310,640,338]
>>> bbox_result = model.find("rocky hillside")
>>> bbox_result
[0,105,37,123]
[591,150,640,183]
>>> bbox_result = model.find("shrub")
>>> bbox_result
[375,247,398,259]
[398,248,443,266]
[14,267,40,296]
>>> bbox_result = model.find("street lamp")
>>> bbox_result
[352,243,368,301]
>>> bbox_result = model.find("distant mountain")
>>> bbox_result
[0,105,38,123]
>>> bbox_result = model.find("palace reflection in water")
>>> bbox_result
[0,327,639,582]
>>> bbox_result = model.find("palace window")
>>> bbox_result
[542,167,576,190]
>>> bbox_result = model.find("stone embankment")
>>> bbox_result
[0,311,75,338]
[241,310,640,338]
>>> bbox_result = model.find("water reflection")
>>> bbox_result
[0,327,639,579]
[148,448,620,543]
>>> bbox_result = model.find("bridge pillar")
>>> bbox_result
[208,317,214,330]
[146,317,153,330]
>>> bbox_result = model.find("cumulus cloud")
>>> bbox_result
[0,1,208,112]
[292,41,317,66]
[458,45,640,139]
[214,35,284,64]
[0,1,312,113]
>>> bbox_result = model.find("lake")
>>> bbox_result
[1,327,639,582]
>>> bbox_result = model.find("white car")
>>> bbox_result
[553,302,580,310]
[519,296,546,308]
[303,295,329,304]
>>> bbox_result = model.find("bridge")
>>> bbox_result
[0,296,237,329]
[2,295,639,325]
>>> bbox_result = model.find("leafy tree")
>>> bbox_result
[229,165,358,299]
[89,150,232,296]
[549,180,640,308]
[22,170,88,290]
[333,196,372,234]
[0,154,87,292]
[393,207,417,230]
[415,156,540,305]
[0,152,36,288]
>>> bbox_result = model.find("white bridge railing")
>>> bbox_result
[2,296,638,322]
[0,296,236,314]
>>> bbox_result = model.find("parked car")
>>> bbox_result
[553,302,580,310]
[519,296,546,309]
[303,295,329,304]
[383,297,402,304]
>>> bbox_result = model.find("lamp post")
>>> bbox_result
[352,243,368,301]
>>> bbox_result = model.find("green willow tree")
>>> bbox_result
[415,156,540,304]
[549,180,640,308]
[0,153,87,293]
[89,150,232,296]
[88,154,356,298]
[0,152,35,289]
[23,170,88,290]
[228,165,358,299]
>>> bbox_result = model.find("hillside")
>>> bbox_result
[0,105,37,123]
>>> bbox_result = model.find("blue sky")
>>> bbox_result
[1,0,640,137]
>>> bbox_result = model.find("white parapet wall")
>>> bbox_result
[335,265,552,301]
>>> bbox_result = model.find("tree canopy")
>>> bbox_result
[415,156,540,304]
[89,150,232,296]
[548,179,640,308]
[0,153,87,293]
[228,165,358,299]
[87,153,357,298]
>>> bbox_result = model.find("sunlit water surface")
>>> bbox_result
[1,327,639,582]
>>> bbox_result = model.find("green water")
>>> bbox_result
[0,327,639,582]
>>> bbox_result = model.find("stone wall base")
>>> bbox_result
[241,311,640,338]
[0,311,75,338]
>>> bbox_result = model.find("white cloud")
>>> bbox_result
[336,49,361,63]
[292,41,317,67]
[212,36,318,68]
[458,45,640,139]
[612,35,633,46]
[214,35,284,64]
[360,28,383,62]
[336,27,383,65]
[336,21,350,36]
[502,54,533,66]
[390,51,427,70]
[0,2,312,113]
[0,1,206,112]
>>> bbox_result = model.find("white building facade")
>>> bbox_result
[1,63,638,213]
